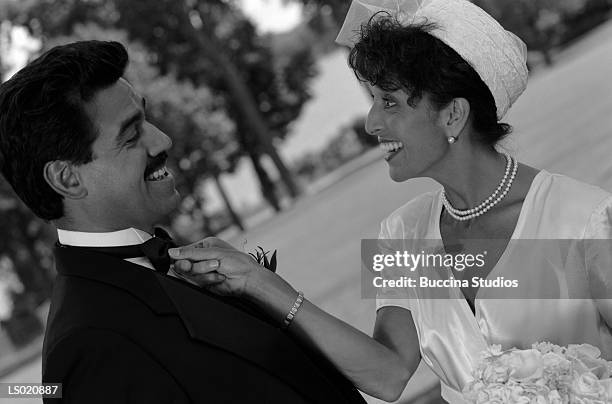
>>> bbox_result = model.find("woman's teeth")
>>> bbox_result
[145,166,169,181]
[379,142,404,160]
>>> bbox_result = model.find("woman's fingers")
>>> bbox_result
[173,259,225,287]
[169,246,229,262]
[174,259,193,273]
[193,237,236,250]
[174,257,220,276]
[173,238,236,259]
[191,259,220,274]
[174,258,225,286]
[170,243,260,297]
[189,271,226,286]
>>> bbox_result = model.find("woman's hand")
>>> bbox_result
[169,237,265,297]
[170,237,416,400]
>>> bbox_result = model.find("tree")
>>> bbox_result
[295,0,611,65]
[8,0,316,208]
[472,0,599,65]
[233,45,316,211]
[295,0,351,30]
[110,0,310,201]
[0,179,54,345]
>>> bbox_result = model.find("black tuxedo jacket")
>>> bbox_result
[42,245,366,404]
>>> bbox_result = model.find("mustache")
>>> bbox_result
[144,152,168,176]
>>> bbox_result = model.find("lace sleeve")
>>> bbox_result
[584,195,612,327]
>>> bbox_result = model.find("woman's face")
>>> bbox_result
[365,84,448,182]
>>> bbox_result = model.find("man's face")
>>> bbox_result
[76,78,179,231]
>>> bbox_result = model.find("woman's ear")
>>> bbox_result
[43,160,88,199]
[439,98,471,139]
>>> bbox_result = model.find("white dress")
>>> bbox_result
[376,170,612,403]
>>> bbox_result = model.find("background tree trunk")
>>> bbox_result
[247,151,282,212]
[213,173,245,232]
[239,132,282,212]
[189,28,301,199]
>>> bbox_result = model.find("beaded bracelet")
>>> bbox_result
[282,291,304,330]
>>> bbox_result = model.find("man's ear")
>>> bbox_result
[439,98,471,139]
[43,161,88,199]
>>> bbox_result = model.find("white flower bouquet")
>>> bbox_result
[463,343,612,403]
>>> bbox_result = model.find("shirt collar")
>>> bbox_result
[57,228,153,247]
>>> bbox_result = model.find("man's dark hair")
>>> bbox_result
[349,16,511,147]
[0,40,128,220]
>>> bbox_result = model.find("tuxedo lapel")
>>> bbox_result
[54,244,175,315]
[157,277,353,403]
[53,245,359,404]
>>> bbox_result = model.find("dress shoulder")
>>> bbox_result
[380,190,442,239]
[546,172,610,206]
[524,171,611,238]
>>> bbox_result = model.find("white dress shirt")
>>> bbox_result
[58,227,155,269]
[57,227,193,283]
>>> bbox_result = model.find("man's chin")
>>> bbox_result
[159,190,181,215]
[139,192,181,229]
[145,179,180,205]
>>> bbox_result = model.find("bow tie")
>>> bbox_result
[140,227,177,273]
[59,227,177,274]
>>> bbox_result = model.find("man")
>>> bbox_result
[0,41,365,404]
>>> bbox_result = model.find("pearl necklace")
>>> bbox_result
[442,153,518,221]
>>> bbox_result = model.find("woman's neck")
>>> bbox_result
[434,146,509,210]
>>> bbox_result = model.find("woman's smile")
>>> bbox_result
[379,138,405,161]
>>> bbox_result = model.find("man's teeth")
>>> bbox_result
[379,142,404,154]
[145,166,169,181]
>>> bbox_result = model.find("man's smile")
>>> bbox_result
[144,152,171,182]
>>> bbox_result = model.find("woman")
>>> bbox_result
[170,0,612,402]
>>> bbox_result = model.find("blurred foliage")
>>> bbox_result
[0,290,44,348]
[280,0,349,55]
[0,181,54,302]
[474,0,612,65]
[293,117,373,182]
[0,179,54,345]
[2,0,314,207]
[293,0,350,31]
[291,0,612,63]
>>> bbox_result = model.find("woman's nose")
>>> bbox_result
[365,105,383,136]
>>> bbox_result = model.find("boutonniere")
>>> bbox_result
[249,246,277,273]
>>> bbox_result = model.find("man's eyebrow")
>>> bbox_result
[116,97,146,145]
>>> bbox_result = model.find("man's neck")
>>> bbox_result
[54,218,153,234]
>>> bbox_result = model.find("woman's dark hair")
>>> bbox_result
[348,15,511,147]
[0,40,128,220]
